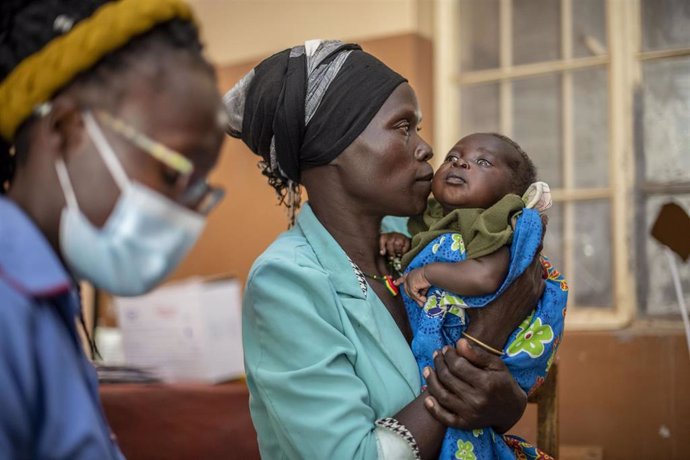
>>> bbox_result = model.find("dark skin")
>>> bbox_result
[302,84,544,459]
[390,133,526,305]
[400,247,510,305]
[7,51,225,259]
[433,133,522,211]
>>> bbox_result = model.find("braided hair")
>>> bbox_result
[489,132,537,196]
[0,0,212,194]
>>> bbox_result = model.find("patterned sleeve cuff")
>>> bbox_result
[374,417,421,460]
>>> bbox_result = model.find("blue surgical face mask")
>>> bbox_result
[55,111,206,296]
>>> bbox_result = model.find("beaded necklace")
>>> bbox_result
[360,272,400,296]
[358,257,403,297]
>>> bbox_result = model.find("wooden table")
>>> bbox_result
[100,381,260,460]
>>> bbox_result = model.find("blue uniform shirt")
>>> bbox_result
[0,197,123,459]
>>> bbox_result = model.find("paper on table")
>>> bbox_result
[115,277,244,383]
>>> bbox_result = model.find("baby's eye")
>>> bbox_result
[445,155,458,163]
[476,159,492,167]
[398,123,411,135]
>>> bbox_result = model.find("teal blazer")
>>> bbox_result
[243,203,421,459]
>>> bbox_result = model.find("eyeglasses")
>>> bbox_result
[96,110,225,215]
[178,177,226,216]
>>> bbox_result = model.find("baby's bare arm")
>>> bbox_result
[423,246,510,296]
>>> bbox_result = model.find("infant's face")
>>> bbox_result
[432,133,518,211]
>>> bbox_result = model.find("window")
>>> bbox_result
[433,0,690,328]
[637,0,690,316]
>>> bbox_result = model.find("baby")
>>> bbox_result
[381,132,567,460]
[387,132,549,304]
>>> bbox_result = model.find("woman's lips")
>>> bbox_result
[416,171,434,182]
[414,171,433,193]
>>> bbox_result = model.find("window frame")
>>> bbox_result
[432,0,675,330]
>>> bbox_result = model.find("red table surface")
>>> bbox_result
[100,381,260,460]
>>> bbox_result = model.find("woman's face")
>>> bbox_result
[331,83,433,217]
[65,59,226,228]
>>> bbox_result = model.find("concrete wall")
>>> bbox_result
[513,328,690,459]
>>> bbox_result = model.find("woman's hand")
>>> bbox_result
[423,339,527,434]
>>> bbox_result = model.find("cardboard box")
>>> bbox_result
[114,277,244,383]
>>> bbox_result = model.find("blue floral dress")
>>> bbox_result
[403,208,568,460]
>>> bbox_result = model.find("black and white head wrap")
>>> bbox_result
[224,39,407,225]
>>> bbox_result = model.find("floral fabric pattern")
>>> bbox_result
[503,435,555,460]
[432,236,446,254]
[506,317,554,358]
[402,208,568,459]
[451,234,465,252]
[455,440,477,460]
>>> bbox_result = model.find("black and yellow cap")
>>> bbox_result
[0,0,196,141]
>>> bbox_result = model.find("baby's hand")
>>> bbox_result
[379,232,411,258]
[395,267,430,306]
